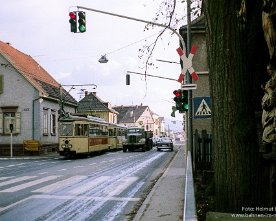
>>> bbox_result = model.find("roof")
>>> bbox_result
[180,14,206,31]
[77,92,118,114]
[0,41,77,105]
[113,105,149,124]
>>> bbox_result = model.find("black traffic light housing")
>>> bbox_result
[78,11,86,33]
[69,11,77,33]
[173,89,188,113]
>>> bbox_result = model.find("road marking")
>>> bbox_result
[0,176,14,181]
[56,169,67,172]
[32,175,87,193]
[0,176,36,187]
[73,165,84,168]
[106,177,138,196]
[38,172,49,175]
[69,176,110,194]
[0,176,60,192]
[0,194,141,213]
[34,194,141,202]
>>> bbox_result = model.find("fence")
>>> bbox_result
[193,129,213,171]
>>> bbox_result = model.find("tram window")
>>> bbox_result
[89,128,100,136]
[109,129,114,136]
[75,124,88,136]
[60,124,73,136]
[101,125,108,135]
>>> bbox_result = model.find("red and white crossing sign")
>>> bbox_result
[176,45,199,83]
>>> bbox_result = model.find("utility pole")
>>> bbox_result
[186,0,193,153]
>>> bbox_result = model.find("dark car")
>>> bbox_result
[156,137,173,151]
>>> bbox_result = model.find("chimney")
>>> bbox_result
[92,92,96,96]
[85,91,88,96]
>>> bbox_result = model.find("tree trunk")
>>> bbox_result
[204,0,261,212]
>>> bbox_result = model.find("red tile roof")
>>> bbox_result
[0,40,60,97]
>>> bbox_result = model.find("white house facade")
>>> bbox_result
[0,41,77,153]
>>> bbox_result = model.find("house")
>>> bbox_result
[151,111,165,137]
[77,91,118,124]
[113,105,155,131]
[0,41,77,154]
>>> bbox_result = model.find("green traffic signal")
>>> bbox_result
[173,89,189,113]
[78,11,86,33]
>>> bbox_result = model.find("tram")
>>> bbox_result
[58,114,126,158]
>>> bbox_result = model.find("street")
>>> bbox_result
[0,145,181,221]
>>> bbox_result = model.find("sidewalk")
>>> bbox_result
[133,145,186,221]
[0,151,60,160]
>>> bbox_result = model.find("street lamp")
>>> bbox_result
[98,55,108,63]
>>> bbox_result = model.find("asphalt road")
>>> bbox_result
[0,146,178,221]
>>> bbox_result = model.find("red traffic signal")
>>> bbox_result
[173,90,181,97]
[69,11,77,33]
[69,12,76,19]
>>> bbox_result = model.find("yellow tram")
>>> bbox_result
[58,114,126,158]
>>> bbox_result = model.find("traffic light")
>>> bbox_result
[173,89,189,113]
[173,89,182,111]
[126,74,130,85]
[179,90,189,112]
[78,11,86,33]
[69,11,77,33]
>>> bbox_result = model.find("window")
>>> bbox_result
[75,124,88,136]
[60,123,73,136]
[43,109,48,135]
[50,110,57,135]
[0,111,21,134]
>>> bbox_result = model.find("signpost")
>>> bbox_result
[181,84,197,90]
[10,123,13,158]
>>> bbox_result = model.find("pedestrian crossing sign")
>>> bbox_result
[193,97,212,118]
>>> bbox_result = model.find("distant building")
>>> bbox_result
[0,41,77,152]
[77,91,118,124]
[113,105,154,131]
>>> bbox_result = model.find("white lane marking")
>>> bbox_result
[88,163,96,166]
[38,172,49,175]
[34,194,140,202]
[32,175,87,193]
[69,176,110,194]
[0,176,60,192]
[56,169,67,172]
[73,165,84,168]
[0,196,32,212]
[0,194,141,213]
[107,177,138,196]
[0,176,36,187]
[0,177,14,181]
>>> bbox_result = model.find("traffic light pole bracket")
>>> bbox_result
[76,5,187,53]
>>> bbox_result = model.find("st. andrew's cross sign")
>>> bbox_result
[176,44,199,83]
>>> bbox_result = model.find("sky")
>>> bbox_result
[0,0,190,130]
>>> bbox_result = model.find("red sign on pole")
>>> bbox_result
[176,45,199,83]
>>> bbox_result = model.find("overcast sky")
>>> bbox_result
[1,0,191,127]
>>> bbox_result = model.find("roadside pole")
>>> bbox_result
[10,124,13,158]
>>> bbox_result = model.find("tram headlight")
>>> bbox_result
[67,144,73,148]
[61,144,66,148]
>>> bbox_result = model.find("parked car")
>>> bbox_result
[156,137,173,151]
